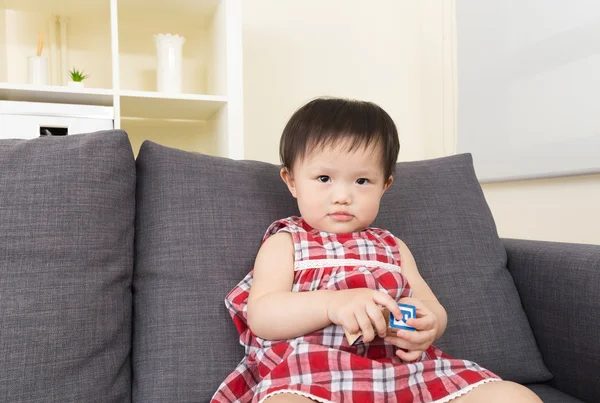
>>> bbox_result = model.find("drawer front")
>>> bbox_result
[0,114,114,140]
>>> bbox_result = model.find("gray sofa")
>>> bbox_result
[0,130,598,403]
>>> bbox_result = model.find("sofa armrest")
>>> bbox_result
[503,238,600,403]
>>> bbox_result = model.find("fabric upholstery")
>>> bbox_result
[373,154,552,383]
[133,141,298,402]
[133,143,551,402]
[526,384,585,403]
[505,238,600,403]
[0,130,135,403]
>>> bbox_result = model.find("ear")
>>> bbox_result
[382,176,393,194]
[280,168,297,198]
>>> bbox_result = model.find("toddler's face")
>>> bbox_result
[281,141,392,234]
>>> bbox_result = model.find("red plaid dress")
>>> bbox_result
[212,216,500,403]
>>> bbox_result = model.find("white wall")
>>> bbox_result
[455,0,600,183]
[0,10,7,82]
[482,175,600,245]
[242,0,426,164]
[241,0,599,245]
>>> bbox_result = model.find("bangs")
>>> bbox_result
[280,98,399,179]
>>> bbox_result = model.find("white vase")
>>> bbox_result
[154,33,185,94]
[68,81,84,89]
[27,56,48,86]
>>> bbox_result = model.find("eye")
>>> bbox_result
[317,175,331,183]
[356,178,370,185]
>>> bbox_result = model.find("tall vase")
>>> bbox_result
[154,33,185,94]
[27,56,48,85]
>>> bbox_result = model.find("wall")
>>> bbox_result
[241,0,599,245]
[242,0,426,164]
[482,176,600,245]
[455,0,600,183]
[0,10,6,81]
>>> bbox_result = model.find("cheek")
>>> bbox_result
[293,180,311,197]
[298,182,324,198]
[358,192,382,212]
[297,185,326,209]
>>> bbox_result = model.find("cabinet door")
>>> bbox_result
[0,114,114,140]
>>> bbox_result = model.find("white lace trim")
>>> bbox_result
[258,389,333,403]
[257,378,500,403]
[294,258,401,273]
[432,378,502,403]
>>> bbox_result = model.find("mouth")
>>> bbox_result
[329,212,353,222]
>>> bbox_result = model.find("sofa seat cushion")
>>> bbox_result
[0,130,135,403]
[525,384,584,403]
[133,142,550,402]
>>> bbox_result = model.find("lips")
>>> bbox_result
[329,212,353,222]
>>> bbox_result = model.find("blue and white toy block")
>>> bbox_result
[389,303,416,331]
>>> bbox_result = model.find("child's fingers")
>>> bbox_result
[406,314,435,331]
[386,335,420,351]
[384,334,411,350]
[396,348,423,363]
[401,297,431,317]
[366,303,387,337]
[373,292,402,320]
[340,316,360,335]
[354,311,375,343]
[394,329,435,351]
[395,329,425,344]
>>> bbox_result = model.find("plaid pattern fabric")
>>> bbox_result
[212,217,500,403]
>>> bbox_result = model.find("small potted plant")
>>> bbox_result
[68,68,89,88]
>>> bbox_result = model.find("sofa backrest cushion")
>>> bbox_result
[133,141,299,402]
[133,142,551,402]
[373,154,551,383]
[0,130,135,402]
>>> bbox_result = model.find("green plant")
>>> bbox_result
[69,68,89,82]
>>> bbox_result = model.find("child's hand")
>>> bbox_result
[327,289,403,344]
[384,297,439,362]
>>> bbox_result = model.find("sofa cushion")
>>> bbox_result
[0,130,135,403]
[133,143,550,402]
[373,154,551,383]
[133,141,299,402]
[525,384,585,403]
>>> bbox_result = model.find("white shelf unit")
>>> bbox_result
[0,0,243,158]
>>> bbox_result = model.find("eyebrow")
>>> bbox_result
[311,166,377,176]
[353,169,376,176]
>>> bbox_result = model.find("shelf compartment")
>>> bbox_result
[119,90,226,121]
[118,0,220,18]
[117,0,226,96]
[1,0,108,14]
[0,0,112,88]
[0,83,113,106]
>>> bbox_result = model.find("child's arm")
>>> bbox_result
[382,238,448,362]
[395,238,448,339]
[247,232,403,341]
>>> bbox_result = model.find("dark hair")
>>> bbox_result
[279,97,400,180]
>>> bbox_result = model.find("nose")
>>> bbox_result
[332,183,351,205]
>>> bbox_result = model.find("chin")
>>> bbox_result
[329,222,363,233]
[307,216,367,234]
